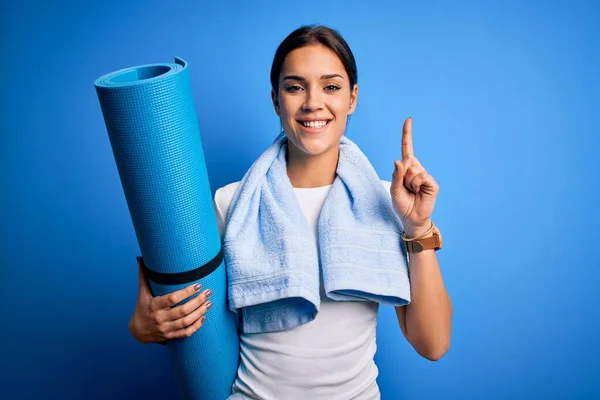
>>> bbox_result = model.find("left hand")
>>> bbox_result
[390,117,439,237]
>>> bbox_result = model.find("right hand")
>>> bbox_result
[128,256,213,344]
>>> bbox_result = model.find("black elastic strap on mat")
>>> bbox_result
[142,247,224,285]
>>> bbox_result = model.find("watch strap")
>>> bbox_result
[404,232,442,253]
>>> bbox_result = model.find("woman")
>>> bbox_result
[129,25,452,399]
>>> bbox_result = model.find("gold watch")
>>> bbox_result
[401,222,443,253]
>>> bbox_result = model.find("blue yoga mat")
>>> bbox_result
[94,57,239,400]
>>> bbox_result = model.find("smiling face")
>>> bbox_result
[272,44,358,159]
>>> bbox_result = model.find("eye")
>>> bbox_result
[324,84,341,91]
[284,85,304,93]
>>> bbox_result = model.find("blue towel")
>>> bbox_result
[223,133,411,333]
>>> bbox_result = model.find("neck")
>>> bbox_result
[286,141,339,188]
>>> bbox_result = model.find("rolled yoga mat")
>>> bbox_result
[94,57,239,400]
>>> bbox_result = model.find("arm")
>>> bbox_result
[127,194,224,345]
[390,118,452,361]
[395,222,452,361]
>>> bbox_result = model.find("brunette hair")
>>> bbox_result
[270,25,358,93]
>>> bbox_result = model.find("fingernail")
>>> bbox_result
[194,283,202,291]
[206,289,213,297]
[200,316,206,323]
[205,301,213,309]
[136,256,141,264]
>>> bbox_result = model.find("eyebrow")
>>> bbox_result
[282,74,344,82]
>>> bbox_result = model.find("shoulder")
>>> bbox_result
[378,179,392,195]
[215,180,241,201]
[214,181,242,221]
[379,179,392,191]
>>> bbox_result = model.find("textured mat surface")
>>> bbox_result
[95,57,239,400]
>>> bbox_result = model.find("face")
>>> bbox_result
[272,44,358,158]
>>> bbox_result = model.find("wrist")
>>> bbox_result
[129,316,146,343]
[128,317,139,338]
[403,219,432,238]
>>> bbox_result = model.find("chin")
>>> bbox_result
[291,134,340,157]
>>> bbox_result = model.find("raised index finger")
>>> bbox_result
[402,117,414,159]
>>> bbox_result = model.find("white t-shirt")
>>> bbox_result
[215,180,393,400]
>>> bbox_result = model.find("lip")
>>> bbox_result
[296,118,332,122]
[296,118,332,134]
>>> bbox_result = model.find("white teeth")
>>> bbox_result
[301,120,328,128]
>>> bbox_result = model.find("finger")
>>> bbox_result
[164,289,213,321]
[165,315,207,340]
[169,297,214,331]
[401,155,424,179]
[410,171,429,193]
[153,282,204,310]
[400,155,416,173]
[414,173,439,195]
[391,160,407,196]
[402,117,414,160]
[407,155,423,169]
[393,160,406,178]
[404,166,426,193]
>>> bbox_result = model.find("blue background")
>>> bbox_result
[2,0,599,399]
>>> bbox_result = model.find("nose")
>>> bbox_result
[301,88,324,112]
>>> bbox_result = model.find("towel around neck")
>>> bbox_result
[223,134,411,333]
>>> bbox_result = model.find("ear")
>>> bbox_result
[271,88,281,116]
[348,83,358,115]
